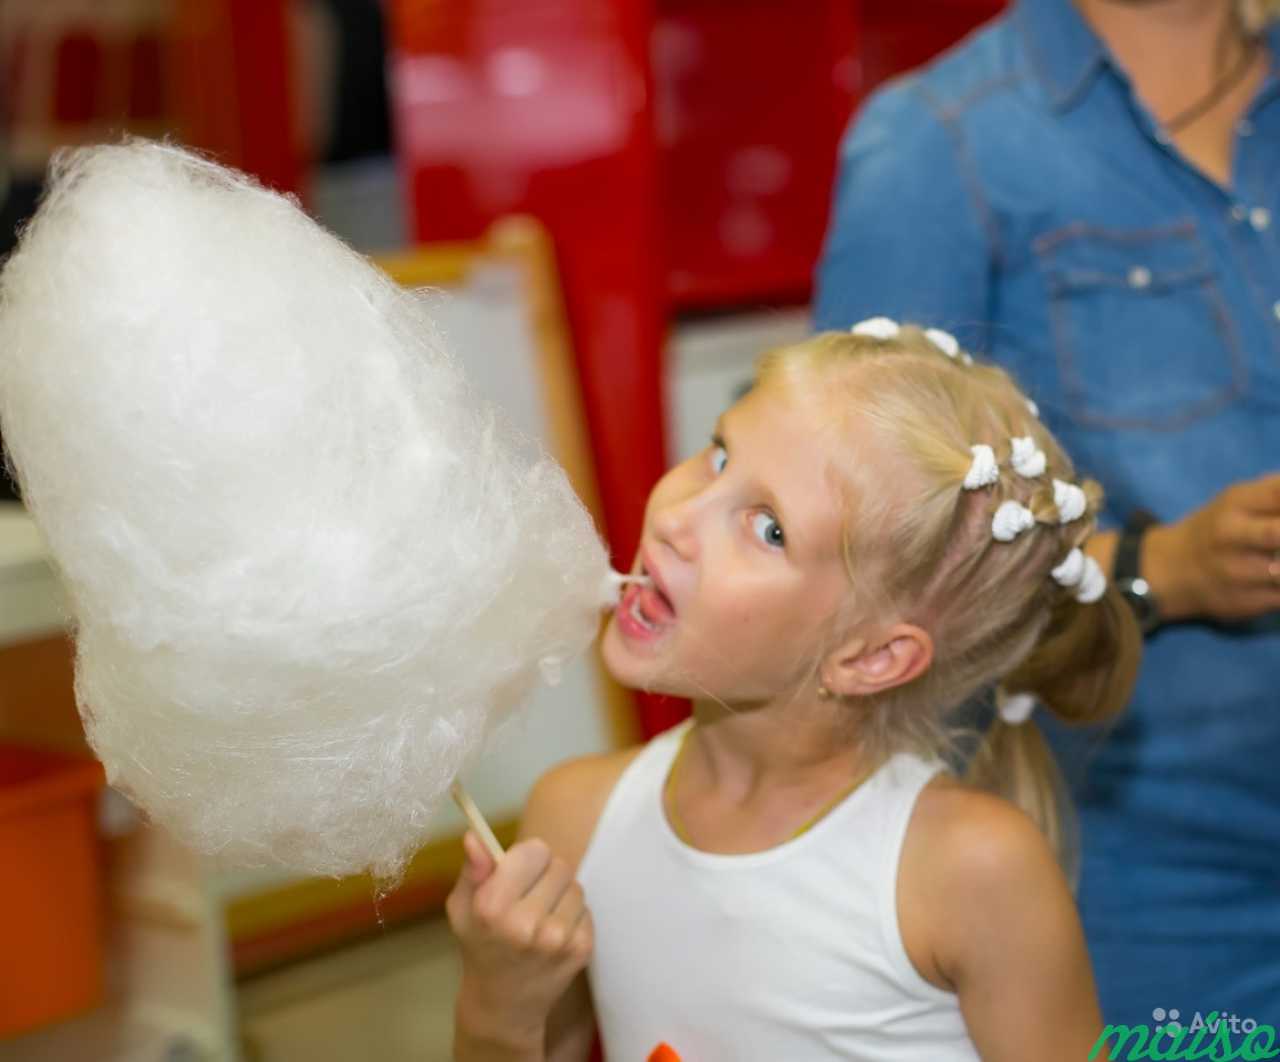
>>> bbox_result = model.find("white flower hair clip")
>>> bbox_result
[998,691,1037,726]
[1010,436,1047,478]
[851,316,900,340]
[992,499,1036,542]
[1053,479,1087,523]
[925,327,959,357]
[924,327,973,365]
[1051,547,1107,604]
[964,444,999,490]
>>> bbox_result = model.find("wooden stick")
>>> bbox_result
[450,781,505,862]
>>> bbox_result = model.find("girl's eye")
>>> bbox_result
[709,443,728,475]
[751,511,785,549]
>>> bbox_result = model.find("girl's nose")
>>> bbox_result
[650,489,703,562]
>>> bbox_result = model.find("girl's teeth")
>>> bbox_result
[629,594,657,631]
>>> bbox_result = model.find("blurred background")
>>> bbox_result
[0,1,1003,1058]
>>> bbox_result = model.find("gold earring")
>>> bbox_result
[817,684,833,700]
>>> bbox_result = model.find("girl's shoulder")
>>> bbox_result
[904,774,1054,893]
[517,742,647,870]
[898,773,1069,993]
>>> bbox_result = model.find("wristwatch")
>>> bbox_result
[1113,508,1163,635]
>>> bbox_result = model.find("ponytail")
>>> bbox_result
[963,580,1142,887]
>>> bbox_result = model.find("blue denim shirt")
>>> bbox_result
[815,0,1280,1027]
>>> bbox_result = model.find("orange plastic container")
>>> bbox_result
[0,743,106,1038]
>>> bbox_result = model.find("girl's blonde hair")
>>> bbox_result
[755,328,1141,886]
[1241,0,1280,30]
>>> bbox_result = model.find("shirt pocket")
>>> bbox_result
[1035,222,1248,431]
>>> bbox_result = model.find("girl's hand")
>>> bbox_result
[446,831,595,1040]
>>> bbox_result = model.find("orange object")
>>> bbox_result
[647,1044,684,1062]
[0,744,106,1037]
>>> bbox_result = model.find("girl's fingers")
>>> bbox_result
[472,839,553,922]
[463,830,497,884]
[536,888,591,957]
[546,874,585,927]
[514,852,575,926]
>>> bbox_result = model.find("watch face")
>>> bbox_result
[1119,582,1160,633]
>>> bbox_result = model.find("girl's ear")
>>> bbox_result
[823,624,934,698]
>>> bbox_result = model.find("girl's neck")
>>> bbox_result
[687,697,868,804]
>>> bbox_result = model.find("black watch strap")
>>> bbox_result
[1115,508,1161,633]
[1114,508,1158,584]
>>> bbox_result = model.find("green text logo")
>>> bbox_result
[1091,1009,1279,1061]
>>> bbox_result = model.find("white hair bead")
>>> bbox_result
[1075,555,1108,603]
[998,692,1037,725]
[924,327,960,358]
[1053,479,1088,523]
[1010,436,1047,478]
[992,500,1036,541]
[851,316,900,340]
[963,444,999,489]
[1026,398,1040,418]
[1051,547,1086,587]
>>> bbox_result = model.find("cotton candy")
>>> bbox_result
[0,141,619,880]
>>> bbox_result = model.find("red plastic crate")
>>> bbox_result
[0,744,106,1038]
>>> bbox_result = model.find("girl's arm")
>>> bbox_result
[448,747,633,1060]
[543,971,596,1062]
[908,788,1112,1062]
[519,755,627,1061]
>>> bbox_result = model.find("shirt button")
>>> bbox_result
[1231,203,1249,222]
[1273,301,1280,322]
[1128,265,1152,289]
[1238,118,1255,137]
[1251,207,1271,231]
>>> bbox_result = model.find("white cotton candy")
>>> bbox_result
[0,141,618,880]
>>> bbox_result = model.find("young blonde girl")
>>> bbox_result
[447,322,1141,1062]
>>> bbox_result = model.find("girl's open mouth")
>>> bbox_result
[617,580,677,640]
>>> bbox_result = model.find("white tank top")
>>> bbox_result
[577,718,981,1062]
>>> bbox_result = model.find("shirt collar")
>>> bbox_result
[1013,0,1109,112]
[1018,0,1280,116]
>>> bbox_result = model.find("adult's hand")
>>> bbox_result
[1143,473,1280,623]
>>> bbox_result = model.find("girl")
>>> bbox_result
[446,322,1141,1062]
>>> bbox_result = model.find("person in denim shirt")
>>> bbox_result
[815,0,1280,1033]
